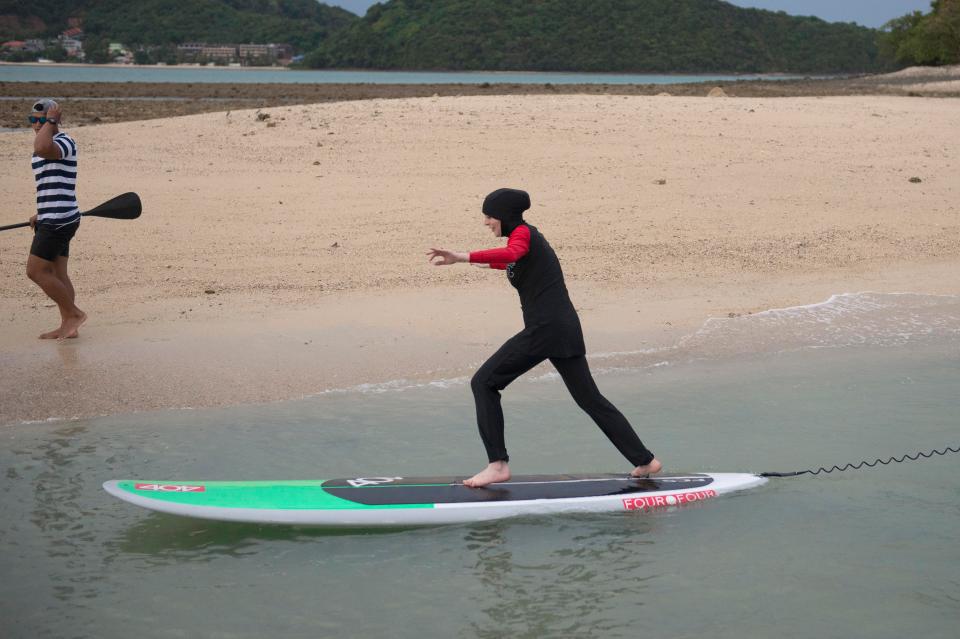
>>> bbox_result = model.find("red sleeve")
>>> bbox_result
[470,225,530,265]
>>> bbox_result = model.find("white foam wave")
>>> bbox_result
[310,375,472,396]
[304,292,959,395]
[679,292,960,356]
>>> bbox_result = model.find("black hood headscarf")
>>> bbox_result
[482,188,530,237]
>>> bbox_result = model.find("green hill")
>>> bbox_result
[0,0,357,52]
[303,0,885,73]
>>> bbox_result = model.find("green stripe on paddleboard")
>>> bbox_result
[117,481,432,511]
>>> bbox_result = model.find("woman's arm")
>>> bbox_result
[427,248,469,265]
[469,225,530,265]
[428,225,529,268]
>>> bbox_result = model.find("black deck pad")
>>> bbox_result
[321,474,714,505]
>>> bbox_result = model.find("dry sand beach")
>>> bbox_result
[1,86,958,425]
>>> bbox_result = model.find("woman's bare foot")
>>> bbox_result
[39,327,61,339]
[630,458,663,478]
[57,310,87,340]
[463,461,511,488]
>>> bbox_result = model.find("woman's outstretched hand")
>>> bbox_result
[427,248,469,265]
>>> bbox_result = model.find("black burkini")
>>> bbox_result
[471,188,655,466]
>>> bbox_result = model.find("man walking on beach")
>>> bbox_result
[26,99,86,339]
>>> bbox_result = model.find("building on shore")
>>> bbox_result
[59,37,84,59]
[238,43,294,64]
[109,42,132,64]
[177,42,293,65]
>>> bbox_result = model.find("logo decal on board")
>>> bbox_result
[135,483,206,493]
[622,489,717,510]
[346,477,403,487]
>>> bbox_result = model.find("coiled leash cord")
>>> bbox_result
[760,445,960,478]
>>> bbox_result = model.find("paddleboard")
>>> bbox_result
[103,473,765,527]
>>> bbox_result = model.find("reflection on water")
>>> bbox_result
[110,513,417,561]
[110,515,281,563]
[465,517,658,638]
[54,342,83,371]
[27,425,96,606]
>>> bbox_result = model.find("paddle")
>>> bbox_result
[0,192,142,232]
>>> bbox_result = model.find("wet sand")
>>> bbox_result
[1,75,958,425]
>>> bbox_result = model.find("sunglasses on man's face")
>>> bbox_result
[28,115,52,124]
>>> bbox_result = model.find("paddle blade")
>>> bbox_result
[81,192,141,220]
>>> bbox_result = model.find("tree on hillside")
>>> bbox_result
[880,0,960,66]
[0,0,357,52]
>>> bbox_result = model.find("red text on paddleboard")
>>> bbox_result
[622,489,717,510]
[135,483,206,493]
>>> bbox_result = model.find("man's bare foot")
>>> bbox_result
[57,310,87,340]
[39,327,60,339]
[630,458,663,478]
[463,462,511,488]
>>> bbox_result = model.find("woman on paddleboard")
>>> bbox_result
[428,188,661,487]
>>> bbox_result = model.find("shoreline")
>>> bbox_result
[2,264,956,427]
[0,61,291,70]
[1,92,957,426]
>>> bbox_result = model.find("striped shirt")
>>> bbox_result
[33,132,79,227]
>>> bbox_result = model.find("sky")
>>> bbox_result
[325,0,934,29]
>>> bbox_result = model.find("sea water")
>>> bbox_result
[0,63,815,85]
[1,292,957,639]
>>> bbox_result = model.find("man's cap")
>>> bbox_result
[32,98,59,113]
[482,188,531,221]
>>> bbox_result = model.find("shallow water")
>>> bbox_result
[1,293,958,638]
[0,63,814,85]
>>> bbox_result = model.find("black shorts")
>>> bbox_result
[30,222,79,261]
